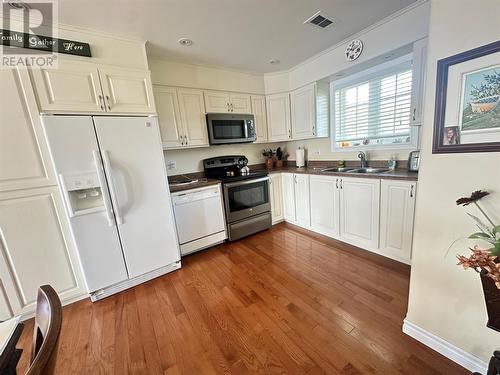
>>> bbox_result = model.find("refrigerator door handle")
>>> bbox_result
[101,150,124,225]
[92,150,116,227]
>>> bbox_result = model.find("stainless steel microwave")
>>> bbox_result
[206,113,256,145]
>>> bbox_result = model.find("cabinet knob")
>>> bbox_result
[105,95,111,111]
[412,108,417,121]
[410,185,414,198]
[98,95,104,111]
[336,179,339,189]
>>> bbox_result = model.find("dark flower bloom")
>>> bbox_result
[456,190,489,206]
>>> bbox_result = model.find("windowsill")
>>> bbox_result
[332,143,416,152]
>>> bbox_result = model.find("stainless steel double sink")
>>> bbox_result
[320,167,390,174]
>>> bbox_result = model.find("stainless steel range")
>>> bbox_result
[203,155,271,241]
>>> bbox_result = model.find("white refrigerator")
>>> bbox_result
[42,116,181,301]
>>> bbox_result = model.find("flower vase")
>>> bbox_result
[480,268,500,332]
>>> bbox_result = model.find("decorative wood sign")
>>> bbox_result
[0,29,92,57]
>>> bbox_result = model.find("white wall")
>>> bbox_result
[164,143,285,176]
[406,0,500,363]
[150,59,265,94]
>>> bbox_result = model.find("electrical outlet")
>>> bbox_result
[167,160,177,170]
[313,149,321,156]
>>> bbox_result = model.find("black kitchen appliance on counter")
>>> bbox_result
[203,155,271,241]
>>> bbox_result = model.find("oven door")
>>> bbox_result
[207,114,255,144]
[223,177,270,223]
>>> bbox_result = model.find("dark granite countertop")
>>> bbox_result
[265,166,418,181]
[169,178,221,193]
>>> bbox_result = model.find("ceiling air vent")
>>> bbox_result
[304,11,335,29]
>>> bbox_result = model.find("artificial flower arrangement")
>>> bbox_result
[455,190,500,332]
[455,190,500,289]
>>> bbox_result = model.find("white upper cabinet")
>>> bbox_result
[251,95,268,143]
[154,86,184,148]
[339,177,380,250]
[310,175,340,238]
[282,173,296,223]
[291,83,316,139]
[266,93,291,142]
[0,68,56,192]
[269,173,283,224]
[178,88,210,147]
[229,93,252,114]
[410,38,428,126]
[30,59,155,115]
[204,91,231,113]
[290,82,329,140]
[155,86,209,149]
[98,66,155,114]
[380,180,416,264]
[294,174,310,229]
[30,60,103,114]
[204,91,251,114]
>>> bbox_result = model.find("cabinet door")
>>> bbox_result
[178,89,209,147]
[251,95,268,143]
[266,93,291,142]
[98,66,156,114]
[291,83,316,140]
[204,91,230,113]
[0,186,85,318]
[153,85,184,149]
[340,177,380,249]
[229,93,252,114]
[310,175,339,238]
[410,38,427,126]
[281,173,296,223]
[0,68,56,192]
[380,180,416,264]
[269,173,283,224]
[30,59,104,113]
[294,174,310,228]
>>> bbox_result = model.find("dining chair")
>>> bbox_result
[25,285,62,375]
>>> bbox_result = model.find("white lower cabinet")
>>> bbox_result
[282,173,296,223]
[379,180,416,264]
[281,173,310,228]
[339,177,380,250]
[276,172,416,264]
[0,186,85,319]
[294,174,311,228]
[310,175,340,238]
[269,173,283,224]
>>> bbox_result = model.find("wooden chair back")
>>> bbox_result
[25,285,62,375]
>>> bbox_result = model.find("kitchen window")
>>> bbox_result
[332,58,419,150]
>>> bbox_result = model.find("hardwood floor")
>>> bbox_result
[16,223,469,374]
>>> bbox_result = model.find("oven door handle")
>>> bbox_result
[224,176,269,188]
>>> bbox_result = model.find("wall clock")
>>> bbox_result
[345,39,363,61]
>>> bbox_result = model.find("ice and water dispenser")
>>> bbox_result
[59,172,104,217]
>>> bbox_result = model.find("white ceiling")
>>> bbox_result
[58,0,418,73]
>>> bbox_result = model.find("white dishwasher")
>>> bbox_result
[171,184,227,256]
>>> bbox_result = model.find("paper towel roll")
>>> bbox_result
[296,147,305,168]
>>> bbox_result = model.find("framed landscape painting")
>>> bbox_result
[433,40,500,153]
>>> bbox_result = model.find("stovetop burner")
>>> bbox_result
[203,155,268,183]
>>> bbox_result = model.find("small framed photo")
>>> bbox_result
[433,40,500,153]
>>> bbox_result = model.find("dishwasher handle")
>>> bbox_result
[172,189,220,205]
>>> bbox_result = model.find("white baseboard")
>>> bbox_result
[403,319,487,374]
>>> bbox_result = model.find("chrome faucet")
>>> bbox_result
[358,151,367,168]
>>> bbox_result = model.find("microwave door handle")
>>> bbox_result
[101,150,124,225]
[244,121,249,139]
[92,150,116,226]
